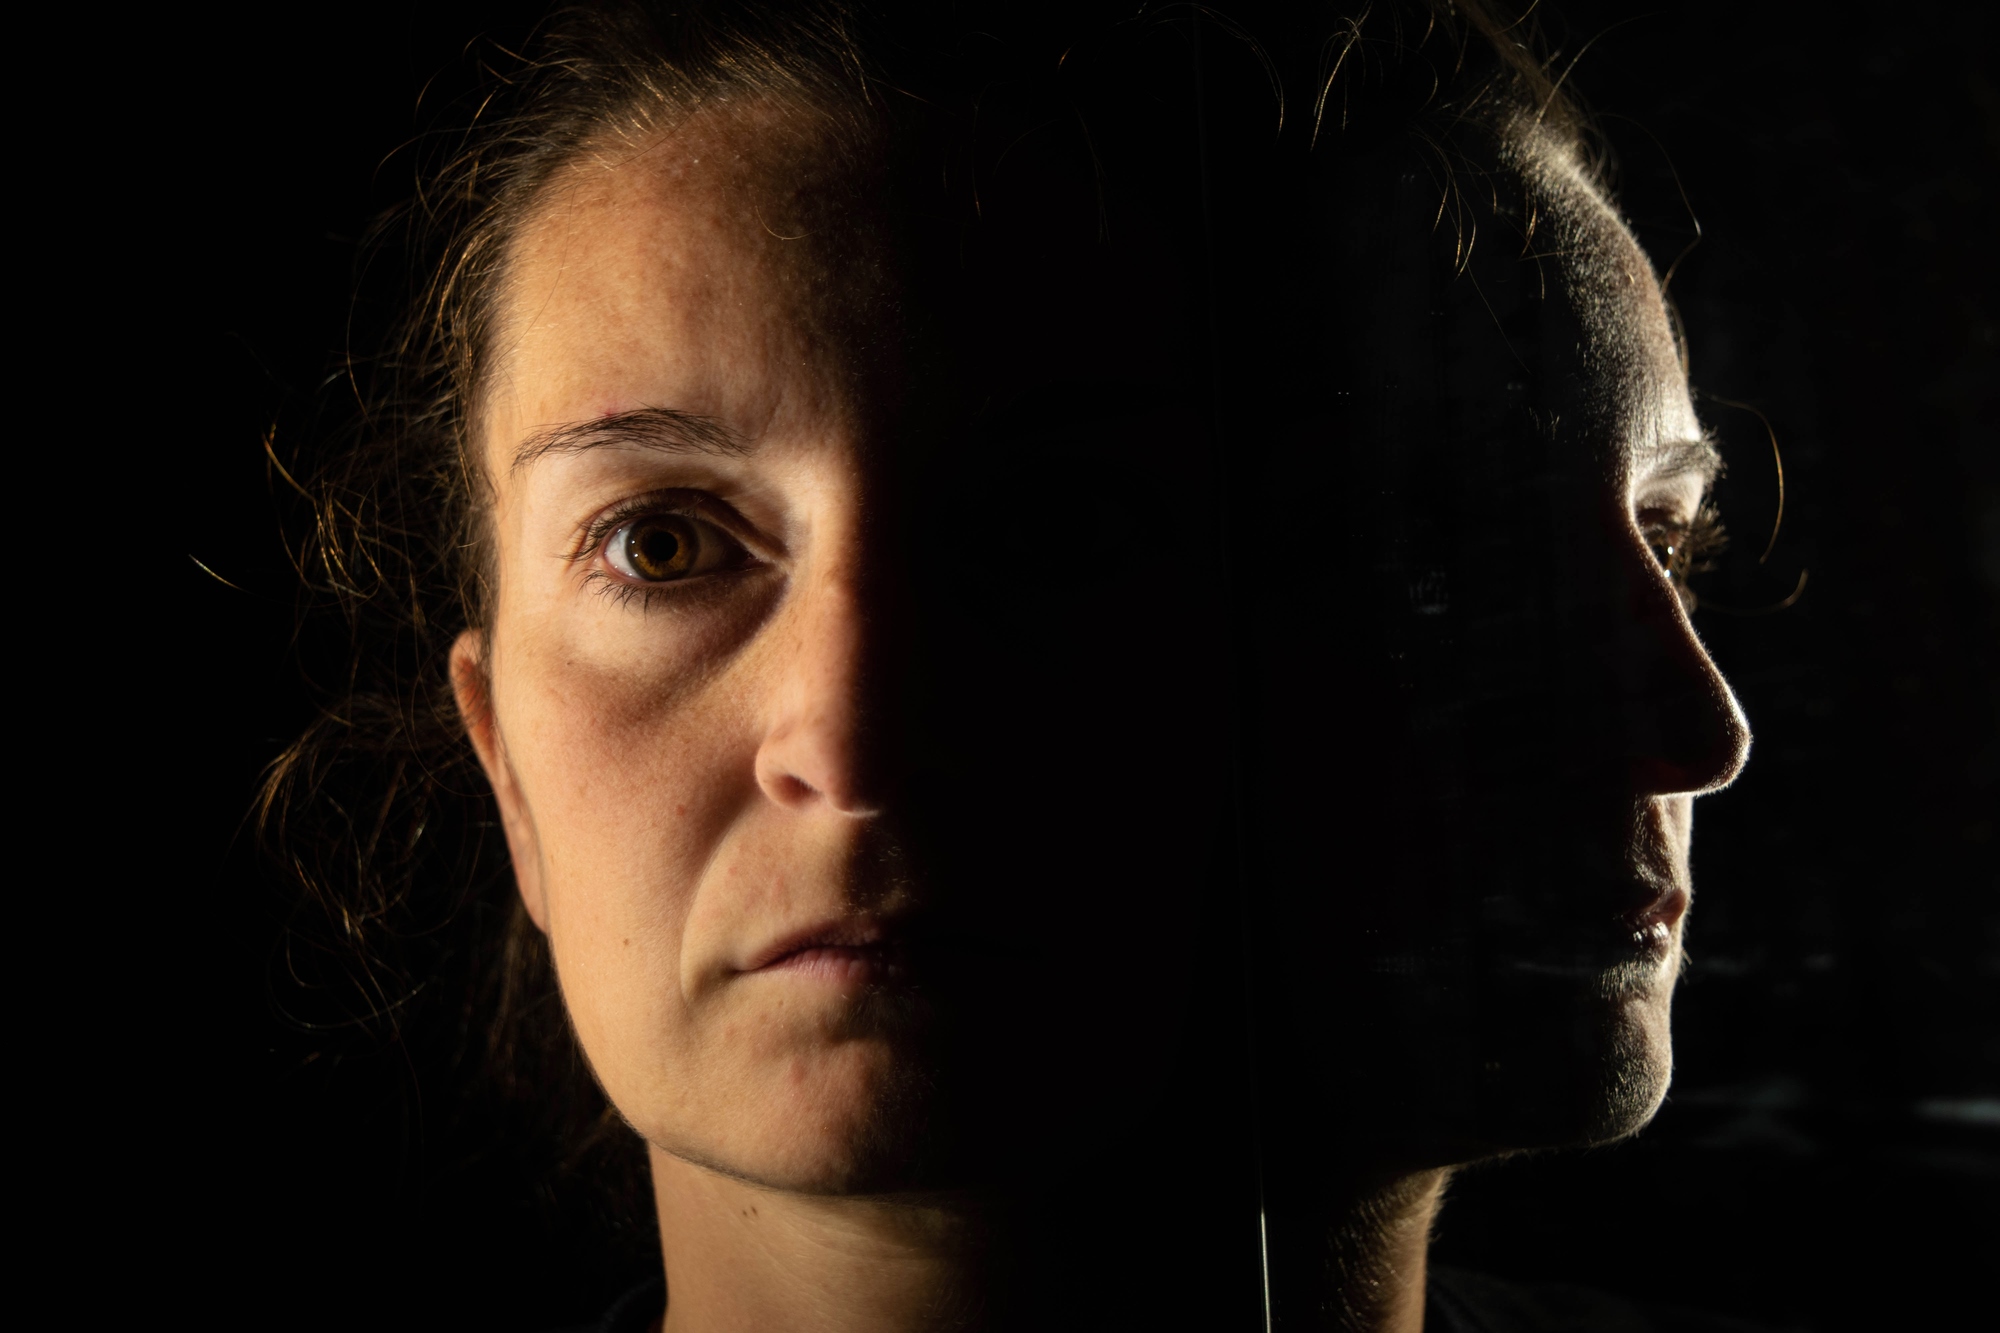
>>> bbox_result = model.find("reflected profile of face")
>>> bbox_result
[1249,120,1752,1168]
[448,87,1750,1206]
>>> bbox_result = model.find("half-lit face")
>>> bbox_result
[455,95,1750,1195]
[454,108,1229,1194]
[461,114,898,1191]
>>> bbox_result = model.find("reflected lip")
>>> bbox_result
[1623,878,1689,932]
[1616,877,1688,959]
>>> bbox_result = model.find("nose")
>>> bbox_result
[1618,540,1753,797]
[752,560,887,817]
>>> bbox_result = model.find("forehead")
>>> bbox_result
[481,105,1700,493]
[1319,122,1703,487]
[1513,131,1704,474]
[483,107,862,458]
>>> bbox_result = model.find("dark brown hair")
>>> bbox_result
[257,0,1586,1235]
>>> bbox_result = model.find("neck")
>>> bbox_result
[1265,1165,1448,1333]
[651,1145,987,1333]
[1321,1169,1448,1333]
[650,1143,1445,1331]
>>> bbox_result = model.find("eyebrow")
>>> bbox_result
[511,407,752,473]
[1641,434,1725,486]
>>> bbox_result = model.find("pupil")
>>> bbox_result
[632,521,688,578]
[640,528,681,564]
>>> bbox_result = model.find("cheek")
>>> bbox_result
[490,614,766,1060]
[495,572,780,886]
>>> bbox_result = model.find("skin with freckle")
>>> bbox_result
[457,105,1229,1195]
[416,9,1755,1326]
[470,117,909,1187]
[454,96,1749,1203]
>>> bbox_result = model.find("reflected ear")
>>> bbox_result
[450,629,550,933]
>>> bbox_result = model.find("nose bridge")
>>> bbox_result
[753,545,882,816]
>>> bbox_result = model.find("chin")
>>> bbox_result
[654,1033,951,1196]
[1326,952,1681,1171]
[1467,975,1678,1156]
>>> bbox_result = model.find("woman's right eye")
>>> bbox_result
[603,512,744,583]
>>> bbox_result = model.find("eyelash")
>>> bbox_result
[574,491,754,608]
[1641,500,1728,612]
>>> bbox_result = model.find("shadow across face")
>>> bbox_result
[814,123,1236,1190]
[828,62,1745,1195]
[506,5,1747,1229]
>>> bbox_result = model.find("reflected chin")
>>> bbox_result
[1470,963,1679,1156]
[1322,936,1682,1169]
[1457,889,1686,1153]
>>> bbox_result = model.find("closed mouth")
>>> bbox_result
[1621,874,1689,934]
[741,918,907,984]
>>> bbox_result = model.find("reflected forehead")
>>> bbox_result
[1508,126,1707,484]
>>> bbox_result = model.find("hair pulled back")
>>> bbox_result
[257,0,1587,1238]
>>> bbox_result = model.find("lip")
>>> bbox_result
[1622,877,1689,932]
[1613,877,1688,962]
[739,917,904,986]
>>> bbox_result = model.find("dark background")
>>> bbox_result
[102,2,1994,1327]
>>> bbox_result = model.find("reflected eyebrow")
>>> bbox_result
[511,407,752,473]
[1640,434,1725,487]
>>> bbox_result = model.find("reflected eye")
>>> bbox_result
[1641,501,1728,612]
[604,513,741,583]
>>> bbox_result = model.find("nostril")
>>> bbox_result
[1617,638,1753,795]
[1629,695,1751,797]
[1631,750,1735,798]
[753,735,884,816]
[1630,755,1695,796]
[762,771,820,806]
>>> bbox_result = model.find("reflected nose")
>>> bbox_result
[1620,543,1753,797]
[753,564,887,817]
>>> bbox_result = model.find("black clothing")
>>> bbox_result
[559,1266,1776,1331]
[1428,1267,1781,1333]
[550,1276,664,1333]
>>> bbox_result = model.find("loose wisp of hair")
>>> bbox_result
[255,0,1589,1238]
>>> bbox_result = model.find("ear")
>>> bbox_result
[451,628,550,932]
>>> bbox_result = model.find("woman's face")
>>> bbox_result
[455,112,1228,1193]
[455,104,1751,1193]
[1249,127,1753,1163]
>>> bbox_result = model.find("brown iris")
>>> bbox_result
[1643,501,1728,612]
[624,514,700,581]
